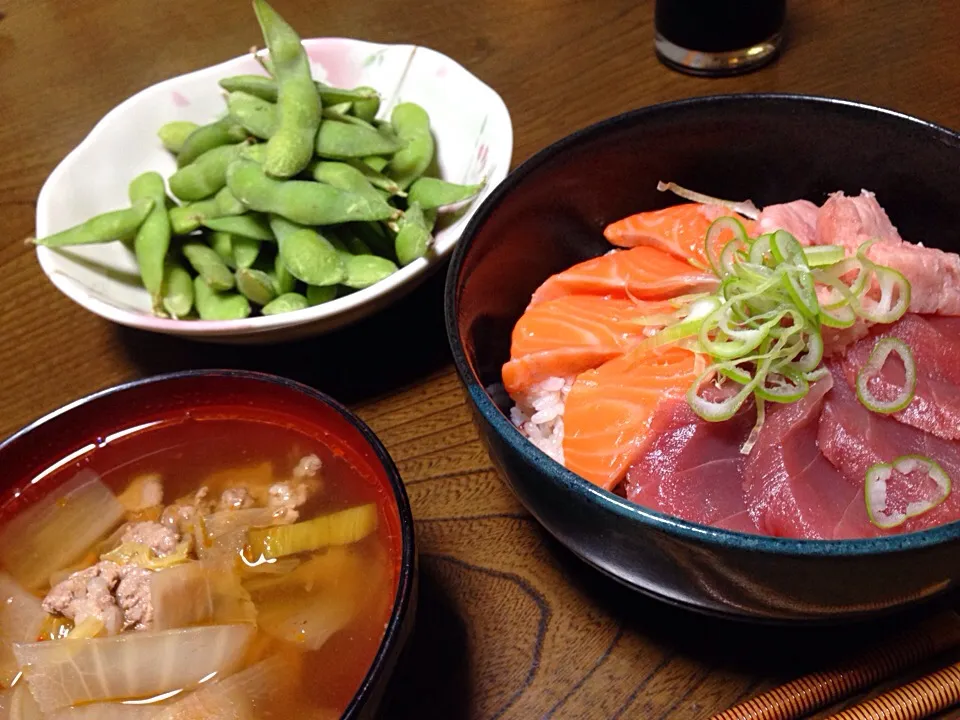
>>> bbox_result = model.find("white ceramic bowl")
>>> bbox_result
[35,38,513,343]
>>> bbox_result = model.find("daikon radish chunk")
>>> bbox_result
[0,470,125,589]
[14,624,254,712]
[0,688,10,719]
[0,573,45,686]
[154,653,300,719]
[151,562,256,630]
[6,684,42,720]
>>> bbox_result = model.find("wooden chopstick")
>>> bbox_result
[824,660,960,720]
[710,613,960,720]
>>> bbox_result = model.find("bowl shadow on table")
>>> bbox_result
[542,527,958,681]
[116,263,453,404]
[378,561,473,718]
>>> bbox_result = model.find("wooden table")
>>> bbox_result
[1,1,959,717]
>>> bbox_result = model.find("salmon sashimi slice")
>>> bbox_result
[562,345,705,490]
[528,245,718,307]
[603,203,755,267]
[502,295,680,395]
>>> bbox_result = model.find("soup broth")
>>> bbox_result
[0,411,400,717]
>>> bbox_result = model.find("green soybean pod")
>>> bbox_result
[226,159,397,225]
[158,121,200,154]
[394,201,433,267]
[315,119,402,159]
[226,91,277,140]
[253,0,320,178]
[194,276,251,320]
[341,254,398,289]
[363,156,389,172]
[407,177,485,210]
[160,261,194,319]
[269,215,345,287]
[350,221,395,260]
[345,159,403,195]
[316,83,379,106]
[168,187,246,236]
[350,87,380,123]
[169,143,245,202]
[262,292,309,315]
[341,231,371,257]
[386,103,434,189]
[272,251,297,295]
[128,172,171,299]
[235,267,277,306]
[306,284,337,305]
[202,213,274,241]
[34,199,154,247]
[310,161,389,207]
[177,119,247,168]
[232,236,261,269]
[219,74,279,102]
[323,102,353,118]
[209,231,236,269]
[182,241,235,291]
[240,143,269,164]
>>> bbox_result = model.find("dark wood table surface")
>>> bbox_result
[1,1,959,717]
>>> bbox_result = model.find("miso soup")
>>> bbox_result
[0,412,401,718]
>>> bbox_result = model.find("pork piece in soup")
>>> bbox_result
[0,418,398,717]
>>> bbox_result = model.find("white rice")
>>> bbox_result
[509,375,573,464]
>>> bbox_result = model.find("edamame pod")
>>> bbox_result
[182,241,235,291]
[168,187,246,235]
[236,267,277,305]
[351,87,380,123]
[386,103,434,189]
[363,156,389,172]
[194,276,251,320]
[240,143,269,163]
[177,119,247,168]
[169,143,245,202]
[407,176,484,210]
[227,159,396,225]
[306,284,337,305]
[158,121,200,154]
[253,0,320,178]
[129,172,171,301]
[210,231,237,269]
[394,201,432,266]
[316,83,380,106]
[346,159,403,195]
[203,213,274,240]
[315,119,402,159]
[310,161,390,207]
[262,292,309,315]
[219,74,278,102]
[341,254,397,289]
[34,199,154,247]
[272,251,297,294]
[269,215,345,287]
[161,261,194,319]
[350,221,395,260]
[226,91,277,140]
[232,235,261,269]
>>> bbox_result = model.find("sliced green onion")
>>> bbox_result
[865,455,952,529]
[803,245,845,267]
[856,265,911,324]
[740,397,765,455]
[755,369,809,403]
[705,217,749,275]
[855,338,916,414]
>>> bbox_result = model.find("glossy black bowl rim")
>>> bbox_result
[444,92,960,558]
[0,369,416,718]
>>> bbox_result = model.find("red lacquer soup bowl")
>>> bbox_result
[0,370,416,719]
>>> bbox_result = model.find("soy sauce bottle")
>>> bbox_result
[655,0,786,77]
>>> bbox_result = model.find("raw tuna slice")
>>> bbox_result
[624,392,759,533]
[742,375,864,539]
[814,190,903,250]
[528,246,718,307]
[867,244,960,315]
[755,199,819,245]
[841,315,960,440]
[818,364,960,536]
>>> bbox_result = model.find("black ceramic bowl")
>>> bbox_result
[0,370,416,717]
[445,94,960,622]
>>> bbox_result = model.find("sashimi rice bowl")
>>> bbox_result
[507,184,959,541]
[446,95,960,619]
